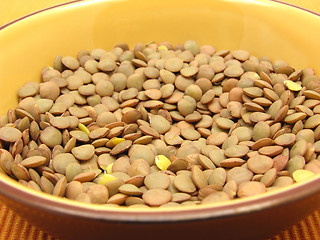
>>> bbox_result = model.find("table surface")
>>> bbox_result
[1,0,320,239]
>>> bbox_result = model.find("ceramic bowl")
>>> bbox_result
[1,0,320,239]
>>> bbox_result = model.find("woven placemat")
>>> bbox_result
[0,202,319,240]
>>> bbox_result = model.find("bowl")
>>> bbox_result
[1,0,320,239]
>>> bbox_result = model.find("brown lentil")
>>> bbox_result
[2,40,320,208]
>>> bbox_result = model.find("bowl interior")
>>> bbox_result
[1,0,320,114]
[0,0,320,220]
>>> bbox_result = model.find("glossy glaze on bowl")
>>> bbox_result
[0,0,320,239]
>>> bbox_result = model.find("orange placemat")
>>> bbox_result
[0,203,54,240]
[0,201,319,240]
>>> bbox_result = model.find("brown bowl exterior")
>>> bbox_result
[1,173,320,240]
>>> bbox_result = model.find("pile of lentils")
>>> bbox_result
[0,40,320,208]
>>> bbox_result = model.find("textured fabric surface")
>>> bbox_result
[1,0,320,240]
[0,203,54,240]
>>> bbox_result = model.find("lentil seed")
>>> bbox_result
[3,40,320,207]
